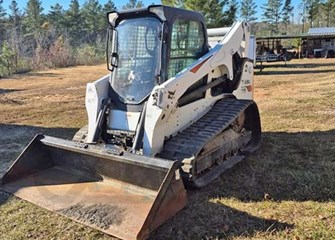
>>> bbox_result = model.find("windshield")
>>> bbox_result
[111,17,162,104]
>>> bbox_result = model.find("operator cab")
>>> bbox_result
[107,5,209,109]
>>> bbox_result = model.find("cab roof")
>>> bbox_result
[111,5,206,27]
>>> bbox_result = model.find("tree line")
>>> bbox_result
[0,0,121,77]
[163,0,335,34]
[0,0,335,77]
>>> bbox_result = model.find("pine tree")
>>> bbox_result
[161,0,184,7]
[24,0,44,33]
[223,0,238,25]
[161,0,235,28]
[103,0,117,13]
[262,0,282,36]
[309,0,321,27]
[22,0,45,58]
[282,0,293,30]
[81,0,104,43]
[302,0,321,28]
[64,0,82,46]
[8,0,22,71]
[0,41,16,76]
[183,0,207,11]
[210,0,227,27]
[0,0,7,43]
[49,3,65,31]
[184,0,235,27]
[323,0,335,26]
[0,0,5,20]
[122,0,145,9]
[240,0,257,22]
[9,1,21,27]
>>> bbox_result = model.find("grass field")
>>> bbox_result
[0,59,334,239]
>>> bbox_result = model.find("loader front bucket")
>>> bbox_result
[0,134,187,240]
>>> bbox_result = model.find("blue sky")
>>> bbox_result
[2,0,301,22]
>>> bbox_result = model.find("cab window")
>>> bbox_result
[168,19,206,79]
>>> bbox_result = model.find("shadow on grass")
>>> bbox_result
[257,68,335,75]
[0,191,11,205]
[0,72,61,80]
[256,61,335,76]
[0,123,78,141]
[0,89,24,95]
[24,72,61,78]
[203,130,335,202]
[151,197,293,239]
[0,124,79,206]
[285,62,335,68]
[0,124,79,170]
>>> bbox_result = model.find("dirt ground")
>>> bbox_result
[0,59,334,239]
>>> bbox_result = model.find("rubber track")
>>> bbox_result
[160,98,253,163]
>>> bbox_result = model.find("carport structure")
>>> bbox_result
[256,27,335,58]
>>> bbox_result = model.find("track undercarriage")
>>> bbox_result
[160,98,261,188]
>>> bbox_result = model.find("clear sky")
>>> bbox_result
[2,0,301,22]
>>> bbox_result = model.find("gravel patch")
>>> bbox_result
[58,203,126,230]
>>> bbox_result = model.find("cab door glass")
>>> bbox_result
[168,19,205,78]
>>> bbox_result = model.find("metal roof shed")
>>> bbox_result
[308,27,335,37]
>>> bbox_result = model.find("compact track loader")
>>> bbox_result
[0,5,261,240]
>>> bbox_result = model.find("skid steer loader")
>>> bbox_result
[0,5,261,240]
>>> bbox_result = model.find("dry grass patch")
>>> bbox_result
[0,65,108,128]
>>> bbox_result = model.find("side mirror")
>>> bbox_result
[110,52,119,71]
[107,28,118,72]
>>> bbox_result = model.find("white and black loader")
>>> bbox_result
[1,5,261,240]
